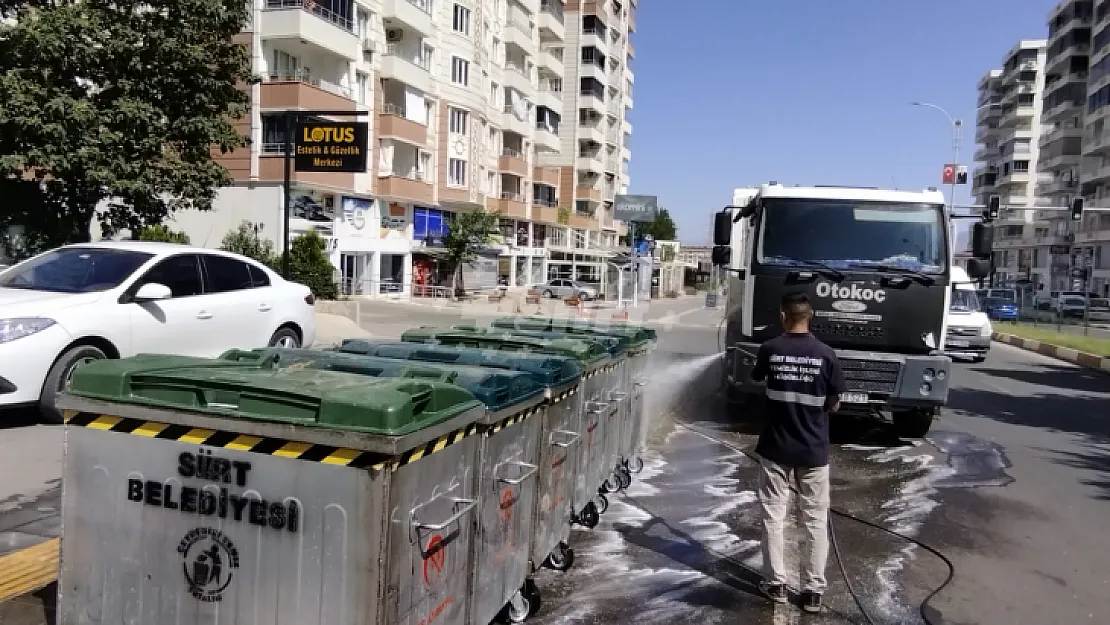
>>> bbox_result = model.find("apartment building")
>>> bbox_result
[170,0,636,296]
[971,39,1050,286]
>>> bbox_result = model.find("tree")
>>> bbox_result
[637,209,679,241]
[220,221,278,267]
[443,210,500,297]
[0,0,254,260]
[138,225,190,245]
[286,230,338,300]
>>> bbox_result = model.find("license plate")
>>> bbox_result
[840,392,868,404]
[948,339,970,347]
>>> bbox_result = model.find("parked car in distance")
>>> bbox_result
[1089,298,1110,322]
[540,279,598,301]
[982,297,1019,322]
[0,241,317,423]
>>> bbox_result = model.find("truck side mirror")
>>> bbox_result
[971,222,992,259]
[711,245,731,266]
[713,211,732,246]
[966,258,990,280]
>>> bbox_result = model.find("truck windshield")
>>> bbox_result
[756,199,947,274]
[950,289,980,311]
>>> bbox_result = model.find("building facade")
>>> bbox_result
[167,0,637,297]
[973,1,1110,296]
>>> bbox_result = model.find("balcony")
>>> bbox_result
[502,104,533,136]
[537,87,562,112]
[490,192,529,218]
[537,48,565,77]
[261,76,356,111]
[533,204,560,224]
[380,43,433,93]
[974,146,998,161]
[1083,163,1110,183]
[498,148,529,176]
[503,18,536,54]
[605,129,619,146]
[976,104,1002,124]
[577,152,604,173]
[627,40,635,58]
[1041,178,1080,195]
[382,0,434,36]
[538,1,565,41]
[534,166,560,186]
[504,63,535,95]
[1039,153,1081,171]
[580,90,605,113]
[997,170,1031,186]
[1085,130,1110,154]
[577,185,602,202]
[377,171,434,203]
[999,105,1035,127]
[581,26,609,52]
[261,0,358,59]
[578,121,605,144]
[568,213,599,230]
[1000,82,1036,104]
[1041,99,1081,122]
[1040,124,1084,147]
[377,103,427,145]
[534,124,560,152]
[605,156,618,173]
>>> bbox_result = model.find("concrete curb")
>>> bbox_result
[992,332,1110,373]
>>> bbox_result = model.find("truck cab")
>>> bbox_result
[714,183,969,437]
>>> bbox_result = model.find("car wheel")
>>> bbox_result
[268,327,301,349]
[578,292,590,301]
[543,290,555,299]
[40,344,107,425]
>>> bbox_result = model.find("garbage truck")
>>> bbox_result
[712,182,988,437]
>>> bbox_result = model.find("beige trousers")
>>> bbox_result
[758,457,830,594]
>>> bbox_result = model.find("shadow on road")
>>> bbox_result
[948,385,1110,440]
[0,582,56,625]
[1043,442,1110,502]
[971,363,1110,394]
[0,407,42,431]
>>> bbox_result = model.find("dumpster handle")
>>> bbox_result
[412,498,478,531]
[585,401,610,414]
[497,461,539,485]
[609,391,630,401]
[550,429,581,448]
[634,380,648,388]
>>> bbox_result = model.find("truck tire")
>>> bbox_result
[892,409,934,438]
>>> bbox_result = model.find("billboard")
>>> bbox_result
[294,121,369,173]
[614,194,659,223]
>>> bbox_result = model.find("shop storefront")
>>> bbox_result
[493,218,547,288]
[332,196,413,298]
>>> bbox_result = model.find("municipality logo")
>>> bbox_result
[178,527,240,602]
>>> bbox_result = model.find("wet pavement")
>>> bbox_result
[3,299,1110,624]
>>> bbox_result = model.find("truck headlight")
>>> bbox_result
[0,318,56,344]
[980,322,993,338]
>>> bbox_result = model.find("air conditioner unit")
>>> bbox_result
[386,29,403,42]
[362,38,375,51]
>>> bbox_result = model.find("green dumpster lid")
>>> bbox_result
[222,348,544,413]
[65,354,483,436]
[335,339,582,388]
[399,328,610,367]
[491,316,654,349]
[450,325,627,358]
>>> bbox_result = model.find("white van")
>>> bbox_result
[945,266,993,363]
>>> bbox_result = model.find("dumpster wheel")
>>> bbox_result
[544,542,575,572]
[616,467,632,490]
[627,456,644,474]
[575,501,600,528]
[502,579,542,623]
[595,493,609,514]
[601,474,619,493]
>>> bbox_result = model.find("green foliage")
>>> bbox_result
[0,0,254,257]
[285,230,338,300]
[220,221,278,267]
[138,225,190,245]
[557,206,570,225]
[443,210,500,295]
[638,209,679,242]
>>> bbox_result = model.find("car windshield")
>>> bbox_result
[950,289,980,311]
[984,297,1012,307]
[0,247,153,293]
[756,199,947,274]
[988,290,1016,301]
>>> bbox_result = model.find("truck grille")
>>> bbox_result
[812,322,885,339]
[839,358,900,394]
[947,327,979,337]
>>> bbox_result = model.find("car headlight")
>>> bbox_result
[0,318,57,344]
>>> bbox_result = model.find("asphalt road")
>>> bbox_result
[2,298,1109,624]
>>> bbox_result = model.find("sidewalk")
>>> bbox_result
[992,330,1110,372]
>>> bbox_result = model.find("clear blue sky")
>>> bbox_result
[628,0,1054,244]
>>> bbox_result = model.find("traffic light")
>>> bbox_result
[1071,197,1084,221]
[986,195,1000,220]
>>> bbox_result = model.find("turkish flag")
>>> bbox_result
[941,164,955,185]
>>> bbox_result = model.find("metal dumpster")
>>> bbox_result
[56,354,486,625]
[333,340,587,569]
[397,330,615,524]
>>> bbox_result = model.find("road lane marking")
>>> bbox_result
[0,537,59,603]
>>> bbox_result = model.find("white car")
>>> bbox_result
[0,241,317,423]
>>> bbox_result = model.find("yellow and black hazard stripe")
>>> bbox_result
[550,387,578,404]
[63,410,481,473]
[484,404,544,436]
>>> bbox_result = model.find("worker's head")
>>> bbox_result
[780,291,813,332]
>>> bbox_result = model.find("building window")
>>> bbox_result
[452,56,470,85]
[453,4,471,35]
[448,107,469,135]
[356,72,369,105]
[449,158,468,186]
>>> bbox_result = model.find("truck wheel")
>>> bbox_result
[893,409,934,438]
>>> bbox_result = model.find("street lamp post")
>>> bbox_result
[910,101,962,213]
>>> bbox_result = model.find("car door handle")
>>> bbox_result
[197,311,213,320]
[258,304,272,312]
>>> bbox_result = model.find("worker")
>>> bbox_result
[750,291,846,614]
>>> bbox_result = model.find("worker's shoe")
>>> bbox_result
[799,591,823,614]
[758,581,788,604]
